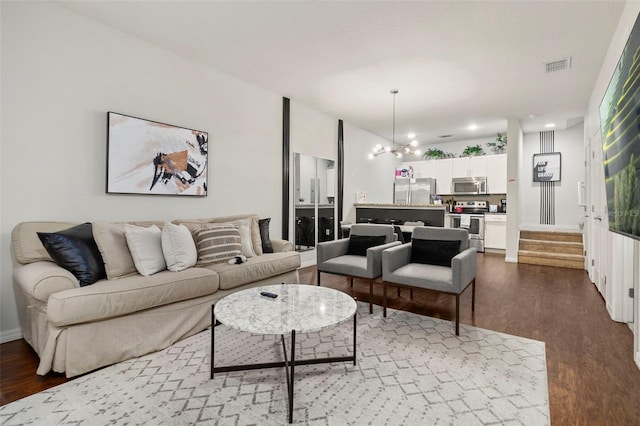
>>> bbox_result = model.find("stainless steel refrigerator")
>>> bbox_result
[393,178,436,204]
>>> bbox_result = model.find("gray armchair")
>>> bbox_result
[317,224,401,313]
[382,226,476,335]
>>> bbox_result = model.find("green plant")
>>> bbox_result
[487,133,507,152]
[462,144,485,157]
[423,148,445,159]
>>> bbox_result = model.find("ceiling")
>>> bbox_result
[58,1,625,147]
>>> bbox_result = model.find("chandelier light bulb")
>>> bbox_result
[396,152,403,158]
[375,144,383,150]
[368,153,374,159]
[385,146,392,152]
[414,149,421,156]
[410,140,418,147]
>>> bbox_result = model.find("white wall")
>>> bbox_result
[343,122,400,222]
[520,123,585,226]
[1,2,286,341]
[584,0,640,369]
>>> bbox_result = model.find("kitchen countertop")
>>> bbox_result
[354,203,446,210]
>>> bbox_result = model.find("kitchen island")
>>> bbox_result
[354,204,446,227]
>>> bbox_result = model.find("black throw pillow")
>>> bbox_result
[410,239,461,267]
[258,218,274,253]
[37,223,106,287]
[347,235,387,256]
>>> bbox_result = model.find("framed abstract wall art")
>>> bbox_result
[600,13,640,240]
[532,152,561,182]
[107,112,208,196]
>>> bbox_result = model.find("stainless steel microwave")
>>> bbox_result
[451,177,487,195]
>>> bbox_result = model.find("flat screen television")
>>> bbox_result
[599,13,640,241]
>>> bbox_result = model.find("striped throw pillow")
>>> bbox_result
[194,226,242,264]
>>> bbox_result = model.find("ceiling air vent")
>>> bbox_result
[438,134,453,139]
[545,57,572,73]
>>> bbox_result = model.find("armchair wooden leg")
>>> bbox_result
[410,288,413,300]
[397,287,400,297]
[350,277,353,288]
[455,294,460,336]
[369,279,373,314]
[317,271,321,286]
[472,278,476,312]
[383,282,387,318]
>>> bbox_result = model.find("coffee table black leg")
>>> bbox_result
[353,311,357,366]
[289,329,296,424]
[211,305,215,379]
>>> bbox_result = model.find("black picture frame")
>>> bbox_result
[106,112,208,196]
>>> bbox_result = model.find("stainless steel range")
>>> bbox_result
[449,200,488,252]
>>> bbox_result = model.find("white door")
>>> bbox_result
[588,131,608,298]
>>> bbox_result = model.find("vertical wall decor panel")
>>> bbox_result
[282,97,291,240]
[539,131,555,224]
[337,120,344,226]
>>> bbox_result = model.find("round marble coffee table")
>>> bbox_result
[211,284,357,424]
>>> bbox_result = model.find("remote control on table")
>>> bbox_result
[260,291,278,298]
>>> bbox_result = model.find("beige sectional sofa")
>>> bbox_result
[11,214,300,377]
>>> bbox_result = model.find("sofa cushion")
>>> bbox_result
[92,221,164,279]
[46,268,219,326]
[37,223,106,287]
[194,226,242,264]
[259,218,274,253]
[347,235,386,256]
[92,222,137,279]
[202,251,301,290]
[174,214,263,256]
[12,222,79,265]
[161,222,197,272]
[410,239,461,267]
[125,224,167,276]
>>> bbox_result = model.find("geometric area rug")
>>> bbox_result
[0,302,549,425]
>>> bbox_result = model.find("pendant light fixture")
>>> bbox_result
[368,89,421,159]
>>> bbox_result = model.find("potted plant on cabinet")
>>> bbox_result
[487,133,507,154]
[462,144,485,157]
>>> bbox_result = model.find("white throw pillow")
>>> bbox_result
[219,218,257,258]
[124,224,166,276]
[161,222,197,272]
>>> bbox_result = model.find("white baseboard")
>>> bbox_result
[505,256,518,263]
[0,327,23,344]
[636,351,640,371]
[301,259,316,269]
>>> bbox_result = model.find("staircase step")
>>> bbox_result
[518,250,585,269]
[519,239,584,255]
[520,230,583,243]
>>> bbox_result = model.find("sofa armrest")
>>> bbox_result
[271,239,293,252]
[14,261,79,303]
[452,247,477,292]
[382,243,413,278]
[317,238,350,264]
[366,241,401,277]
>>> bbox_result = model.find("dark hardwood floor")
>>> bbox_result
[2,253,639,425]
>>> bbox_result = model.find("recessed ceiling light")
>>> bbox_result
[544,123,556,128]
[407,133,416,139]
[468,124,478,130]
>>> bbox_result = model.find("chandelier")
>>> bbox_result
[368,89,421,159]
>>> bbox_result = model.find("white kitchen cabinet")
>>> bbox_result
[486,154,507,194]
[484,214,507,250]
[424,159,453,195]
[452,156,487,177]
